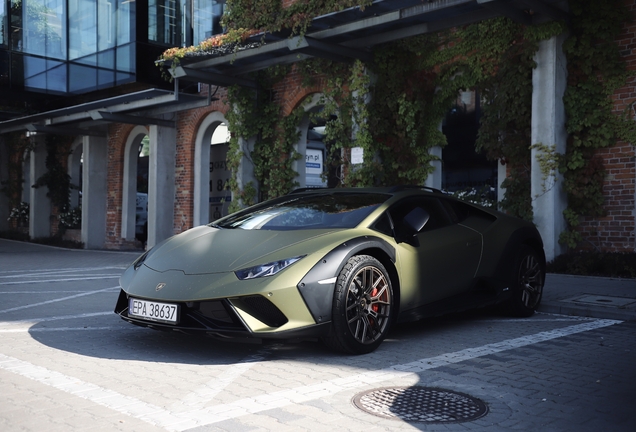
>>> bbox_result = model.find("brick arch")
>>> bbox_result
[174,99,230,231]
[105,123,148,248]
[283,84,326,117]
[274,66,328,117]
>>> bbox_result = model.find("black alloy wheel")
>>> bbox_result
[324,255,393,354]
[505,245,545,317]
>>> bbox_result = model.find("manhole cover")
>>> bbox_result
[353,386,488,423]
[566,295,636,308]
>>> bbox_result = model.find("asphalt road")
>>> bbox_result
[1,239,634,431]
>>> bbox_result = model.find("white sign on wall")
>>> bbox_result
[305,148,327,188]
[351,147,364,165]
[306,148,323,174]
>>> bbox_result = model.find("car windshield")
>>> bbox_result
[213,192,390,230]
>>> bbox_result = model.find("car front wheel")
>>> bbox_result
[324,255,393,354]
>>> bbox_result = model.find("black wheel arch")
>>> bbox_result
[297,236,397,325]
[489,226,546,287]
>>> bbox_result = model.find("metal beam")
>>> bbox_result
[91,111,176,128]
[138,97,215,117]
[229,53,313,76]
[518,0,569,22]
[476,0,532,24]
[46,93,180,126]
[345,8,497,48]
[287,36,373,63]
[171,66,258,88]
[26,124,107,137]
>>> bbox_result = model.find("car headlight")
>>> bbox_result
[235,256,305,280]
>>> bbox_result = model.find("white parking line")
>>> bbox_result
[0,318,622,432]
[172,348,271,412]
[0,312,115,331]
[0,326,122,333]
[0,287,119,314]
[0,266,126,276]
[0,312,113,326]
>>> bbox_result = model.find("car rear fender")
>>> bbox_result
[297,236,396,324]
[483,226,545,287]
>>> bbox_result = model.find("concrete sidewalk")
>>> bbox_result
[540,273,636,321]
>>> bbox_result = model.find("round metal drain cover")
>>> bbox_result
[353,386,488,423]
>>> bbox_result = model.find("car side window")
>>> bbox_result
[388,197,451,238]
[371,213,393,236]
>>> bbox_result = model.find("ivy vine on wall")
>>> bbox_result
[0,132,33,211]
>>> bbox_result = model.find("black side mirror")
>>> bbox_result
[397,207,429,245]
[405,207,429,233]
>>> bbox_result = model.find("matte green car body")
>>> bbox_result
[115,187,545,352]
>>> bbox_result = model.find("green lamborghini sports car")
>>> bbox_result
[115,186,545,354]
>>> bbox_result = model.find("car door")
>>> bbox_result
[389,197,482,307]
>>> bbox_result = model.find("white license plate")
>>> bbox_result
[128,298,179,324]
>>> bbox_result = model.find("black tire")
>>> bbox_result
[503,245,545,317]
[323,255,393,354]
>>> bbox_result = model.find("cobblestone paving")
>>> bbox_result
[1,240,634,431]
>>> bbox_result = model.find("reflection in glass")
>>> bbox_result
[1,0,6,45]
[148,0,186,46]
[11,0,67,59]
[193,0,224,44]
[69,0,97,61]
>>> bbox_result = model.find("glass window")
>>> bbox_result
[69,63,96,92]
[116,42,133,72]
[12,0,67,59]
[1,0,6,46]
[148,0,186,46]
[97,0,114,51]
[97,67,114,88]
[215,193,390,230]
[68,0,97,60]
[193,0,224,44]
[23,55,66,93]
[116,0,133,45]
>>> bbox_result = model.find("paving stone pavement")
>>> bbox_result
[0,239,634,431]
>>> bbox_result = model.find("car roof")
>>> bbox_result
[288,185,443,196]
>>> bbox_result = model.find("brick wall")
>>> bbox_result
[577,0,636,252]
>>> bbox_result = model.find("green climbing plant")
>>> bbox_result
[559,0,636,248]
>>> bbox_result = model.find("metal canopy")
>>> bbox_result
[0,85,213,135]
[170,0,568,87]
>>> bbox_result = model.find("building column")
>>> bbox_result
[425,146,443,190]
[0,137,9,231]
[29,134,51,238]
[82,135,107,249]
[147,124,176,248]
[531,33,568,262]
[497,160,506,206]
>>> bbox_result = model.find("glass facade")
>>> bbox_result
[149,0,224,47]
[0,0,225,95]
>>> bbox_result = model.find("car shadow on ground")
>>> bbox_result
[26,307,502,367]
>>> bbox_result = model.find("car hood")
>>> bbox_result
[142,225,343,275]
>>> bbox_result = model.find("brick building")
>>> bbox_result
[0,0,634,261]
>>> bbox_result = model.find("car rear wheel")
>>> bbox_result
[504,245,545,317]
[323,255,393,354]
